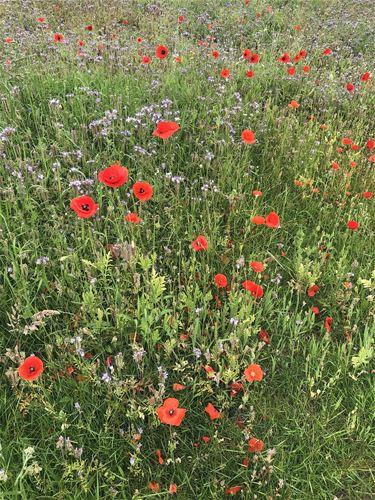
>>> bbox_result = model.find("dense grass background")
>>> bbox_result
[0,0,374,498]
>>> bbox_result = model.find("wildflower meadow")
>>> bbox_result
[0,0,374,498]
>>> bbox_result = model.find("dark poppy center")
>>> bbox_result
[81,204,89,211]
[168,409,175,416]
[139,188,145,194]
[29,366,36,373]
[161,50,166,55]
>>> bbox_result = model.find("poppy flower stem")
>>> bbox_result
[114,188,122,220]
[97,184,104,215]
[169,427,175,460]
[81,217,86,242]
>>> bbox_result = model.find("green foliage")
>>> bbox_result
[0,0,374,498]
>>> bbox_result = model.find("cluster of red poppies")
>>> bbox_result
[156,363,263,427]
[70,164,152,219]
[69,121,182,219]
[188,129,280,304]
[214,43,371,89]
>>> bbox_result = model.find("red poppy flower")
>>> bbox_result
[172,383,186,391]
[221,68,231,78]
[303,65,310,73]
[225,486,242,495]
[204,365,215,375]
[85,25,93,31]
[230,381,244,397]
[18,355,44,381]
[124,213,141,224]
[289,99,300,109]
[363,191,373,199]
[265,211,280,228]
[250,53,260,63]
[259,329,270,344]
[155,449,164,465]
[307,284,319,297]
[369,155,375,162]
[157,398,186,426]
[324,316,332,333]
[148,482,160,492]
[152,121,180,140]
[278,53,290,63]
[142,55,151,64]
[70,195,99,218]
[244,364,263,382]
[361,72,371,82]
[65,366,74,375]
[287,67,296,75]
[36,17,45,22]
[250,261,264,273]
[242,280,264,298]
[133,181,153,202]
[323,48,332,55]
[155,45,168,59]
[342,137,352,145]
[178,15,185,23]
[191,235,208,252]
[346,83,354,92]
[98,164,128,188]
[295,25,302,30]
[78,40,85,47]
[214,274,227,288]
[311,306,320,314]
[347,220,359,230]
[243,48,251,59]
[366,138,374,150]
[202,436,210,443]
[175,56,182,63]
[248,437,264,453]
[169,484,178,494]
[212,50,220,58]
[136,37,142,43]
[241,129,256,144]
[246,70,255,78]
[252,190,262,197]
[251,215,265,225]
[332,162,340,170]
[205,403,221,420]
[54,33,64,43]
[4,37,12,43]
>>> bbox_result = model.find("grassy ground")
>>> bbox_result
[0,0,374,498]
